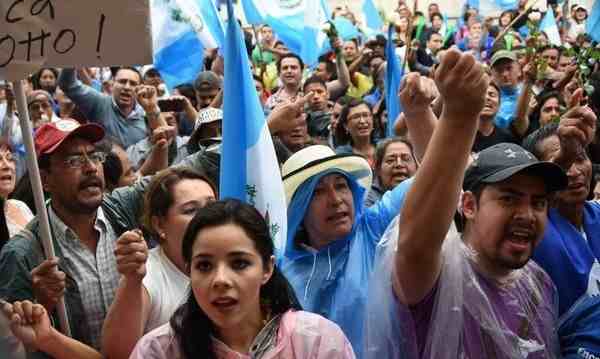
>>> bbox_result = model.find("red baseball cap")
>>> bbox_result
[34,119,105,157]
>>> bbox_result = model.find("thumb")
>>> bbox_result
[569,88,584,109]
[297,92,314,108]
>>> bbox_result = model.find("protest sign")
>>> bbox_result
[0,0,153,81]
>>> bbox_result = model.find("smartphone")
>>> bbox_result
[158,98,185,113]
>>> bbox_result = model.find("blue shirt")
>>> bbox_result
[494,85,521,129]
[533,202,600,316]
[279,171,411,357]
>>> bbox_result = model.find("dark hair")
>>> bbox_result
[528,90,565,130]
[0,198,9,252]
[522,122,560,159]
[143,167,217,239]
[317,59,336,78]
[113,67,142,83]
[170,199,301,359]
[374,137,417,174]
[430,12,443,22]
[174,83,198,110]
[31,67,59,93]
[302,75,327,93]
[335,99,373,146]
[276,53,304,73]
[426,31,442,42]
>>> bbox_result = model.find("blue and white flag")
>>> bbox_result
[151,0,224,89]
[362,0,384,36]
[220,0,288,250]
[467,0,518,15]
[241,0,329,66]
[587,0,600,42]
[540,7,561,46]
[385,25,403,138]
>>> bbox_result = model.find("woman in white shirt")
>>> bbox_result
[101,166,217,359]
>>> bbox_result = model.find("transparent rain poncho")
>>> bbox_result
[364,217,560,359]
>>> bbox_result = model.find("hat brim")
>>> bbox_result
[480,161,568,193]
[283,153,372,203]
[42,123,105,156]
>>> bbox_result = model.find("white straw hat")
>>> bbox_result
[282,145,372,204]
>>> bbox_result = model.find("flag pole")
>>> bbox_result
[492,0,542,46]
[12,80,72,337]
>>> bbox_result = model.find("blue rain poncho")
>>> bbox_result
[277,169,411,357]
[559,294,600,358]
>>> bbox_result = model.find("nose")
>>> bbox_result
[212,263,233,289]
[513,201,535,222]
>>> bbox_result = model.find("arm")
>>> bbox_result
[209,88,223,109]
[1,300,102,359]
[511,63,535,138]
[137,127,171,176]
[326,38,351,98]
[394,50,488,305]
[400,74,439,162]
[102,231,151,359]
[57,68,105,120]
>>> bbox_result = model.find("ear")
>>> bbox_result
[262,255,275,285]
[462,191,478,220]
[40,168,52,193]
[151,216,166,240]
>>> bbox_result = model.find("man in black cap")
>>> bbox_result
[193,71,222,109]
[374,48,568,357]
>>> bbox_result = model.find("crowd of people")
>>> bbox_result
[0,0,599,358]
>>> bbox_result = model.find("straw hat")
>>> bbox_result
[282,145,372,204]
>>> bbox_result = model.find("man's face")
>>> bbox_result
[112,69,141,110]
[428,4,440,17]
[492,59,520,88]
[314,62,330,82]
[304,174,355,246]
[558,55,573,72]
[378,142,417,190]
[305,82,328,112]
[539,97,561,126]
[196,88,220,109]
[261,26,274,43]
[342,41,358,62]
[538,135,592,206]
[464,173,549,273]
[279,114,309,152]
[541,48,560,69]
[427,34,444,52]
[43,137,105,215]
[279,57,302,87]
[331,102,344,132]
[144,72,163,89]
[469,22,483,35]
[481,85,500,118]
[29,96,54,127]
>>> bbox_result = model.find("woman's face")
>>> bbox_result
[500,13,512,27]
[154,179,216,268]
[190,223,273,333]
[398,17,409,32]
[378,142,417,190]
[539,97,561,126]
[345,104,373,141]
[39,69,56,91]
[0,145,16,198]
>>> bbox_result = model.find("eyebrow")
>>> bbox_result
[496,187,548,198]
[193,251,254,260]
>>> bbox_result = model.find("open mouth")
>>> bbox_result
[79,178,103,193]
[211,297,238,312]
[0,174,12,181]
[504,228,535,251]
[327,211,349,225]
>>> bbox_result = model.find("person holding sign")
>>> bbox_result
[58,67,148,148]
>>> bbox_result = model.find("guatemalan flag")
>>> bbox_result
[241,0,329,67]
[362,0,384,36]
[587,0,600,42]
[220,0,288,250]
[467,0,518,15]
[151,0,224,89]
[385,25,403,138]
[540,7,561,46]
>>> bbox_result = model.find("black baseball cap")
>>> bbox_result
[463,143,567,193]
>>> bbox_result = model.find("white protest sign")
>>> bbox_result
[0,0,153,81]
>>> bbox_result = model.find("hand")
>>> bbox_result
[434,49,488,119]
[30,258,66,312]
[135,85,159,113]
[331,37,343,52]
[522,62,537,83]
[267,92,314,134]
[557,88,597,157]
[1,300,54,351]
[114,230,148,282]
[150,125,176,148]
[399,73,437,116]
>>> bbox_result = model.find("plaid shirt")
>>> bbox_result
[49,206,120,350]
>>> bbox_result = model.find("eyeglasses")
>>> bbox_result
[63,151,107,169]
[29,102,51,111]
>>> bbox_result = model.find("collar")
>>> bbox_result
[111,97,145,119]
[48,204,108,242]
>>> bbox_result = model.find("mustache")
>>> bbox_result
[78,176,103,190]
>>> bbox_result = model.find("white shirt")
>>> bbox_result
[143,247,189,332]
